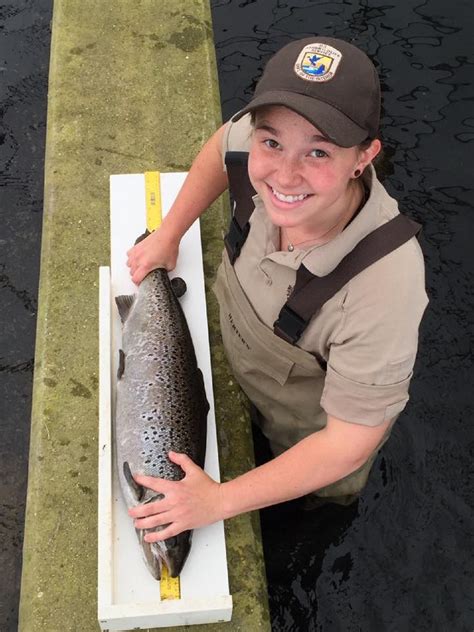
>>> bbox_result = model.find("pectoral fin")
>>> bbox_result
[123,461,144,501]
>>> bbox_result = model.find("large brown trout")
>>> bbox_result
[114,266,209,580]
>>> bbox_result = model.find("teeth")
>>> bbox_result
[271,187,308,203]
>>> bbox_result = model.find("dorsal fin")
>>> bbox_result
[170,276,187,298]
[115,294,135,323]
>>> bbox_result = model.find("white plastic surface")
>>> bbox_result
[98,173,232,631]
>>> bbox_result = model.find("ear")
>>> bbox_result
[356,138,382,173]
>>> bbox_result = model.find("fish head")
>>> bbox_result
[137,529,192,580]
[137,531,162,580]
[155,531,192,578]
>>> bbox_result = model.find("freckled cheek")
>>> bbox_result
[305,168,349,195]
[248,151,270,190]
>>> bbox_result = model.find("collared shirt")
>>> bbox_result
[222,114,429,426]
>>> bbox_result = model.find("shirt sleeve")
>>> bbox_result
[320,239,429,426]
[221,113,253,168]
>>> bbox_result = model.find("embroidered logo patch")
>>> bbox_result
[294,43,342,82]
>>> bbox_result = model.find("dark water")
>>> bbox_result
[0,1,52,629]
[1,1,473,631]
[211,1,474,630]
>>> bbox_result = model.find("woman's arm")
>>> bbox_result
[129,414,392,540]
[127,123,229,284]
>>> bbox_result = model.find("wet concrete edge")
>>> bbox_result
[18,1,270,630]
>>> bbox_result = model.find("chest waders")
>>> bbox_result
[214,151,421,503]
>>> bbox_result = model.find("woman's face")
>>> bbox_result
[248,106,379,233]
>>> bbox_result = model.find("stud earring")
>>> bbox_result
[353,169,362,178]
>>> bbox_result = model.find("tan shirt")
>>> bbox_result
[221,114,429,427]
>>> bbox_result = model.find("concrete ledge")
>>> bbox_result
[19,1,270,630]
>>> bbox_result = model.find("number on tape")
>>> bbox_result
[145,171,162,232]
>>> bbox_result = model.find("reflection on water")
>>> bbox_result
[211,1,473,630]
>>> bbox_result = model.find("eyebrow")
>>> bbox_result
[254,121,334,144]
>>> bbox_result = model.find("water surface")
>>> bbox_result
[211,1,474,630]
[0,2,52,629]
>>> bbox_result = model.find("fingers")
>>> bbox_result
[125,230,179,284]
[129,497,164,519]
[134,474,167,490]
[131,266,148,285]
[144,524,179,542]
[168,451,196,472]
[134,511,172,530]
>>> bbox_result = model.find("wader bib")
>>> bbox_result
[213,152,420,501]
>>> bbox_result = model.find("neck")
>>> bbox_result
[280,180,365,252]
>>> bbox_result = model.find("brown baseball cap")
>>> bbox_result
[232,37,381,147]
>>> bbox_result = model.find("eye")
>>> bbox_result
[309,148,328,158]
[263,138,280,150]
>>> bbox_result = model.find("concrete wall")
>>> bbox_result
[18,1,270,630]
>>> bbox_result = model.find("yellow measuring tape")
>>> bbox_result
[160,565,181,600]
[144,170,181,601]
[145,170,162,232]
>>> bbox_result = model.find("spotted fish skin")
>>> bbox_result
[115,267,209,580]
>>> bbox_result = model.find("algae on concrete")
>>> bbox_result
[19,1,270,630]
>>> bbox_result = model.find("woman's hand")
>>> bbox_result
[128,451,223,540]
[126,228,179,285]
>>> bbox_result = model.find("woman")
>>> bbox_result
[126,37,428,542]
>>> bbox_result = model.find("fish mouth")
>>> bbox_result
[137,528,192,580]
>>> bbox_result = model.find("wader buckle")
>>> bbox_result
[224,216,250,265]
[273,306,306,345]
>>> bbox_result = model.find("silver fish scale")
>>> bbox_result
[116,268,208,510]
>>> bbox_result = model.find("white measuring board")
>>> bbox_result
[98,173,232,630]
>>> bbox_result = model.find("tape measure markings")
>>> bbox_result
[160,564,181,601]
[145,170,162,232]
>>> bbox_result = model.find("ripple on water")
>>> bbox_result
[212,0,474,629]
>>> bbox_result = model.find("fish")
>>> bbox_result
[114,261,209,580]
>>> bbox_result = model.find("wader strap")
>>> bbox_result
[273,214,422,344]
[224,151,256,264]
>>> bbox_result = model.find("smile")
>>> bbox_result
[271,187,310,203]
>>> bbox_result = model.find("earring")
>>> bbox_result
[353,169,362,178]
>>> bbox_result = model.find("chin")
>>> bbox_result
[265,207,303,229]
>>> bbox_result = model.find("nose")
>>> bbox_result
[274,153,303,190]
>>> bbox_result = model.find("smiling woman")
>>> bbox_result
[126,35,428,535]
[247,106,380,250]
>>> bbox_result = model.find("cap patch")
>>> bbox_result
[294,43,342,82]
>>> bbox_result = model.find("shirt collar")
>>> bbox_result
[251,167,399,276]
